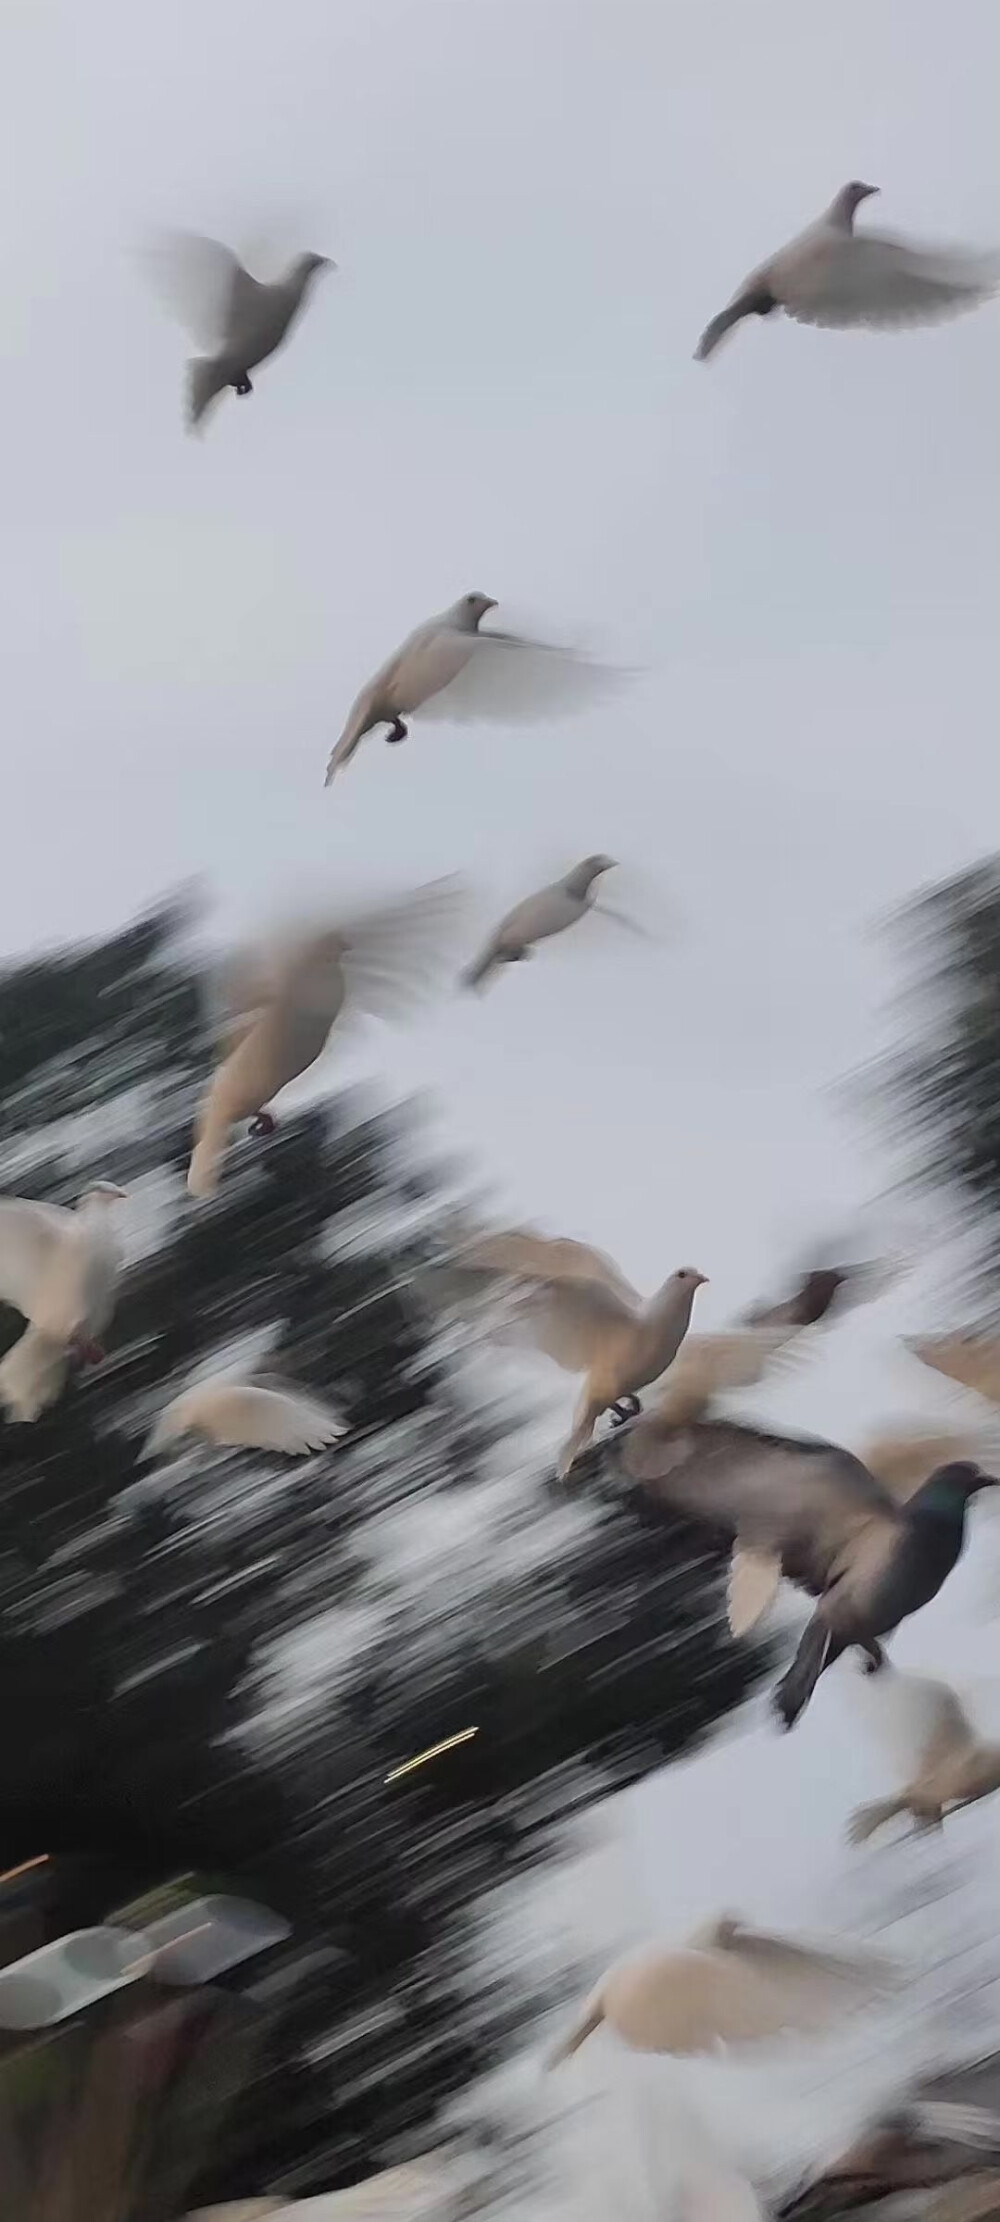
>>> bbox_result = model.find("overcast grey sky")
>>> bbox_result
[2,0,999,1353]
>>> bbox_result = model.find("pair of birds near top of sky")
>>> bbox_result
[4,1180,1000,1735]
[149,182,1000,433]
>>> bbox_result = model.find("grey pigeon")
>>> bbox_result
[461,854,617,990]
[146,230,334,429]
[620,1415,998,1728]
[696,182,999,361]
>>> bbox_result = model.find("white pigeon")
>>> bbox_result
[546,1912,895,2064]
[145,1374,347,1459]
[848,1664,1000,1844]
[0,1184,126,1423]
[145,230,334,429]
[696,182,999,361]
[439,1225,706,1476]
[461,854,618,990]
[324,594,625,783]
[187,878,464,1198]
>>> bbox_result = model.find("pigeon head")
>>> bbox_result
[565,854,617,897]
[673,1268,709,1292]
[832,181,880,225]
[455,591,498,630]
[295,251,335,279]
[919,1460,998,1510]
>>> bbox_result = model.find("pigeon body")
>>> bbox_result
[146,232,333,429]
[187,879,463,1197]
[546,1913,893,2065]
[696,183,999,361]
[145,1375,347,1459]
[848,1665,1000,1843]
[324,594,623,782]
[439,1226,706,1475]
[620,1416,997,1726]
[0,1184,126,1421]
[461,855,617,990]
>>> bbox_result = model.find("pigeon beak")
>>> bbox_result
[860,183,880,201]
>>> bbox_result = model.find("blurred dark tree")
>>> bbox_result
[874,854,1000,1311]
[0,895,767,2211]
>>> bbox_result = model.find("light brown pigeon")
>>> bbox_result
[439,1224,706,1475]
[546,1913,895,2065]
[906,1336,1000,1409]
[696,183,999,361]
[187,879,464,1198]
[848,1664,1000,1843]
[145,1375,347,1458]
[324,595,624,783]
[0,1184,126,1422]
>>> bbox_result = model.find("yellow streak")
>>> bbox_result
[0,1855,50,1887]
[384,1727,479,1783]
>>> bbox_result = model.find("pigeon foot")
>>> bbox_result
[385,718,408,745]
[249,1111,277,1138]
[232,374,253,397]
[609,1394,643,1428]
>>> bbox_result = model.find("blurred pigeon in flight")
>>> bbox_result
[324,594,626,783]
[461,855,621,990]
[146,230,334,429]
[696,183,999,361]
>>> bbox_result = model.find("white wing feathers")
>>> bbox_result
[787,235,1000,330]
[425,634,628,726]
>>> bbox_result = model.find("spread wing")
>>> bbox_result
[452,1226,642,1308]
[0,1197,70,1318]
[619,1416,896,1594]
[218,1383,347,1454]
[744,1256,899,1331]
[331,878,467,1020]
[653,1328,798,1426]
[516,1274,638,1373]
[143,230,262,348]
[422,633,630,726]
[907,1337,1000,1410]
[786,233,999,330]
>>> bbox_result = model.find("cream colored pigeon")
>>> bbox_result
[906,1335,1000,1409]
[848,1664,1000,1844]
[145,230,334,429]
[696,182,999,361]
[461,854,619,990]
[324,594,625,783]
[438,1224,706,1476]
[0,1183,126,1422]
[651,1326,801,1430]
[187,879,464,1198]
[546,1912,895,2064]
[145,1374,347,1459]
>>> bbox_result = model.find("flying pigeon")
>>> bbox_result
[618,1414,998,1726]
[696,183,999,361]
[324,594,625,783]
[461,855,618,990]
[437,1224,706,1475]
[0,1183,126,1422]
[848,1663,1000,1844]
[187,878,464,1198]
[145,230,334,429]
[546,1912,895,2065]
[145,1374,347,1458]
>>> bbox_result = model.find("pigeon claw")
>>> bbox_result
[608,1394,643,1428]
[385,718,408,745]
[248,1111,277,1138]
[232,374,253,397]
[74,1337,106,1369]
